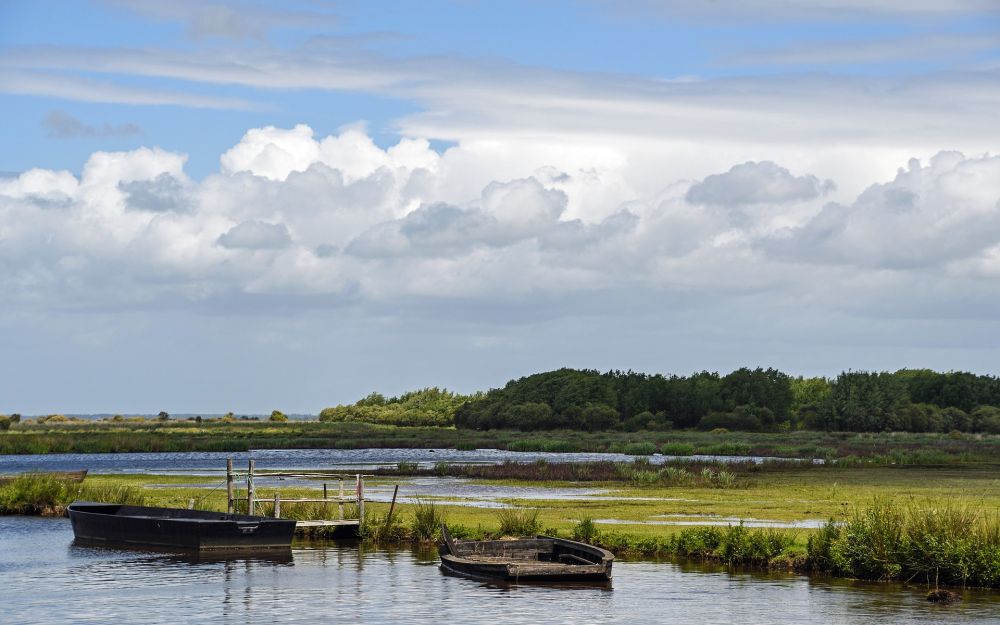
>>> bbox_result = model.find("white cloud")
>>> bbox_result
[765,152,1000,269]
[1,125,998,330]
[685,161,834,206]
[217,220,293,250]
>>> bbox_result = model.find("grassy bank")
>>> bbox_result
[3,420,1000,463]
[4,466,1000,589]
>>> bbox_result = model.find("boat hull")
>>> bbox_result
[68,501,296,551]
[438,527,613,583]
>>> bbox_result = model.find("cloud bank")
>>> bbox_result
[2,124,998,322]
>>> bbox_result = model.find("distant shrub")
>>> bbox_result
[269,410,288,422]
[610,441,657,455]
[660,442,695,456]
[0,416,10,431]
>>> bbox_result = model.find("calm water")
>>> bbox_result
[0,448,799,475]
[2,516,997,625]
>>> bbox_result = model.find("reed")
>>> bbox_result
[411,499,446,542]
[0,474,74,515]
[495,508,542,536]
[807,499,1000,588]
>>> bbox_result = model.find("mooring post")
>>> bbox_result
[273,492,281,519]
[226,458,234,514]
[247,459,256,515]
[323,482,328,517]
[338,479,344,520]
[387,484,399,525]
[188,498,195,510]
[356,473,364,525]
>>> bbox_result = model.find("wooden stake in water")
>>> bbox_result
[247,459,256,516]
[387,484,399,525]
[338,479,344,520]
[273,492,281,519]
[226,458,234,514]
[356,474,364,525]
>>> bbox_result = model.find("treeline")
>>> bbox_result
[318,388,473,427]
[453,368,1000,433]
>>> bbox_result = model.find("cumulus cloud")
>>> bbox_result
[2,124,999,330]
[43,110,142,139]
[217,220,293,250]
[764,152,1000,269]
[119,173,189,211]
[686,161,835,207]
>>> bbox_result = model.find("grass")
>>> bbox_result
[411,499,446,542]
[496,507,542,536]
[807,499,1000,588]
[0,474,146,515]
[3,420,1000,464]
[4,461,1000,588]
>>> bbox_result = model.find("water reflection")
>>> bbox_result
[1,516,997,625]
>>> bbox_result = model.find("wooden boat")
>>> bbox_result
[438,524,613,583]
[0,470,88,485]
[67,501,296,551]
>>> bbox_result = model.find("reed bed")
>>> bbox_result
[0,474,146,515]
[4,421,1000,464]
[807,499,1000,588]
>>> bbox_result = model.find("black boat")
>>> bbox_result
[68,501,296,551]
[438,524,613,583]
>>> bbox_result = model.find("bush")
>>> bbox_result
[698,409,762,432]
[496,508,541,536]
[411,499,445,542]
[269,410,288,422]
[0,416,10,431]
[572,517,598,543]
[660,442,695,456]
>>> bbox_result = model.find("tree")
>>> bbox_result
[157,411,170,422]
[269,410,288,422]
[819,372,907,431]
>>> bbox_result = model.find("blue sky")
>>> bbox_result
[1,1,1000,413]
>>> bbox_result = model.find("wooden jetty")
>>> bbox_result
[225,459,374,538]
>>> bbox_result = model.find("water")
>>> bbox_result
[0,448,796,475]
[1,517,997,625]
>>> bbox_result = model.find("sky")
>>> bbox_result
[2,0,1000,414]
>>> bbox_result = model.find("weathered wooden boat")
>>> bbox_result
[0,470,88,485]
[438,525,613,583]
[67,501,296,551]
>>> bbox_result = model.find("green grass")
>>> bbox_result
[0,474,146,514]
[4,421,1000,464]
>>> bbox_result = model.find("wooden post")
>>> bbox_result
[188,498,195,510]
[247,459,255,516]
[226,458,234,514]
[386,484,399,525]
[323,483,328,518]
[356,473,364,524]
[273,492,281,519]
[338,479,344,520]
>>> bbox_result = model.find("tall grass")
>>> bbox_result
[411,499,446,542]
[495,508,541,536]
[807,499,1000,588]
[0,474,145,514]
